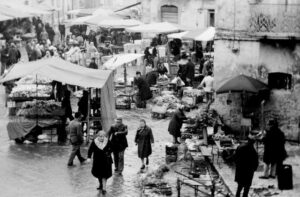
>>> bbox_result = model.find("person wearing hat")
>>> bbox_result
[259,119,287,179]
[233,132,258,197]
[134,71,152,108]
[89,57,98,69]
[168,105,187,144]
[108,118,128,175]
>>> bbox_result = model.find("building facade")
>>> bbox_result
[213,0,300,139]
[141,0,215,29]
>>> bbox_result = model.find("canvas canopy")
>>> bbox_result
[195,27,215,41]
[126,22,184,33]
[64,15,96,26]
[167,31,188,39]
[0,57,116,132]
[103,53,144,70]
[95,19,143,29]
[0,4,33,19]
[182,27,215,41]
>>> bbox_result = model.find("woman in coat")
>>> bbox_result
[87,131,113,195]
[135,119,154,170]
[168,105,187,144]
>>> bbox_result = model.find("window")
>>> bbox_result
[208,9,215,27]
[268,72,292,90]
[161,5,178,24]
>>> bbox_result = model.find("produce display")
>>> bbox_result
[16,75,52,85]
[116,96,131,106]
[9,84,52,98]
[152,93,181,115]
[156,75,169,86]
[182,88,204,107]
[17,100,62,119]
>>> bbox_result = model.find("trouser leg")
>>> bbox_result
[75,146,85,162]
[68,145,79,164]
[98,178,103,189]
[113,151,119,170]
[270,163,277,176]
[263,163,270,177]
[236,184,243,197]
[242,185,250,197]
[118,150,125,172]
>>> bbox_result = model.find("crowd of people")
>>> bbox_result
[67,115,154,195]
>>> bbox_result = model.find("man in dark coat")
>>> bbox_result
[233,134,258,197]
[185,57,195,87]
[134,71,152,108]
[67,112,86,166]
[78,90,88,120]
[259,119,287,179]
[168,105,187,144]
[108,118,128,175]
[7,43,21,67]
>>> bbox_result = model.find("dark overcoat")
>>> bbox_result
[263,126,287,164]
[134,77,152,101]
[233,142,258,186]
[168,109,187,137]
[186,61,195,81]
[135,126,154,158]
[88,140,113,179]
[108,124,128,152]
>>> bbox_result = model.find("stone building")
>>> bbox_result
[213,0,300,140]
[141,0,215,29]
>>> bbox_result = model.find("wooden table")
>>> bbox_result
[213,140,239,165]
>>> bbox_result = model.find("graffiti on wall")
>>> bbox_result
[249,13,276,32]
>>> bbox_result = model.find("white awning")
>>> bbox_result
[195,27,215,41]
[126,22,184,33]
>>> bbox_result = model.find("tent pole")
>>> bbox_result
[86,88,91,143]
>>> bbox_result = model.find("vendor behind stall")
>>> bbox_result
[134,71,152,108]
[177,53,189,86]
[168,105,187,144]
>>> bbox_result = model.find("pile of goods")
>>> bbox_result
[141,164,172,197]
[9,75,52,98]
[16,75,52,84]
[151,93,181,118]
[17,100,62,119]
[9,85,52,98]
[165,143,178,164]
[156,75,169,86]
[181,88,204,107]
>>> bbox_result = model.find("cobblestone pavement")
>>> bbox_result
[0,85,178,197]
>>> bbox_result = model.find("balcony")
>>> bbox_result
[248,3,300,39]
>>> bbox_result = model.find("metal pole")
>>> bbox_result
[86,88,91,143]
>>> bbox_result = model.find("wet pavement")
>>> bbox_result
[0,85,176,197]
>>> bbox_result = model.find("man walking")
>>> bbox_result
[67,112,86,166]
[108,118,128,175]
[233,133,258,197]
[198,71,214,103]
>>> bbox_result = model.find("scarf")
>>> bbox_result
[94,137,108,150]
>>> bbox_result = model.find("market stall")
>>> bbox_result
[0,57,116,142]
[103,53,144,109]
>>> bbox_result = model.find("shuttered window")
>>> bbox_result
[161,5,178,24]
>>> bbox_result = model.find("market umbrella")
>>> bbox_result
[216,74,269,94]
[94,19,143,28]
[0,4,33,19]
[21,33,36,39]
[126,22,185,33]
[195,27,215,41]
[0,14,12,22]
[64,15,96,26]
[182,29,205,40]
[85,14,122,26]
[103,53,144,86]
[167,31,188,39]
[103,53,144,70]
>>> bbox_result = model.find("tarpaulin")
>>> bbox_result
[1,57,116,133]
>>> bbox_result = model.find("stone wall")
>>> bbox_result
[141,0,215,29]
